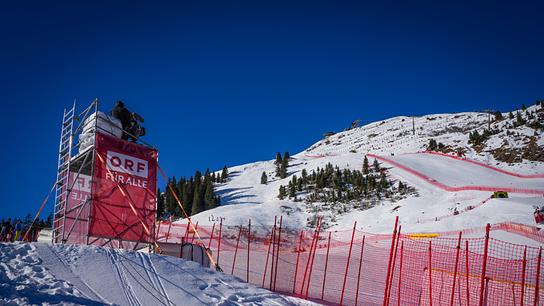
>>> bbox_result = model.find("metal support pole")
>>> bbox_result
[429,241,433,306]
[217,220,222,264]
[208,223,216,249]
[534,247,542,306]
[301,217,320,295]
[231,225,243,275]
[450,232,463,306]
[273,216,283,291]
[383,216,399,306]
[321,232,332,300]
[355,235,366,306]
[269,216,277,290]
[466,240,470,306]
[247,219,251,283]
[386,226,402,305]
[293,230,304,294]
[305,217,322,299]
[340,221,357,306]
[262,228,274,288]
[396,241,404,306]
[478,224,490,306]
[521,246,527,306]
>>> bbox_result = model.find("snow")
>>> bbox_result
[178,105,544,246]
[0,242,319,305]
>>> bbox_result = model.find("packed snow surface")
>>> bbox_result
[0,242,319,305]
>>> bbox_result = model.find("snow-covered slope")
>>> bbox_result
[0,242,318,305]
[182,105,544,242]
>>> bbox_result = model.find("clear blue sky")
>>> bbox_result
[0,1,542,219]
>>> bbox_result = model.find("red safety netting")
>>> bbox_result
[156,220,543,306]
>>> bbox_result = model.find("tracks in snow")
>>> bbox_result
[137,252,173,306]
[107,248,141,306]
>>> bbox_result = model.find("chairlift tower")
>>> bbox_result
[52,99,158,250]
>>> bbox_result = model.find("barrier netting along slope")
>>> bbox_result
[156,219,544,306]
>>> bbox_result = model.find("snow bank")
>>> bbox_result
[0,242,318,305]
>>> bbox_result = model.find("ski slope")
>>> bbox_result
[179,105,544,245]
[0,242,318,305]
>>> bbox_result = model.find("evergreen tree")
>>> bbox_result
[220,166,228,182]
[260,171,268,184]
[373,159,380,172]
[191,180,203,215]
[204,180,216,210]
[522,103,527,111]
[363,155,369,175]
[275,152,282,165]
[427,139,438,151]
[288,181,296,198]
[516,112,525,126]
[494,111,503,121]
[301,169,308,183]
[509,112,514,120]
[280,152,289,178]
[278,185,286,200]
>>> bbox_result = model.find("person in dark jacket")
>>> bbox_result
[111,101,132,140]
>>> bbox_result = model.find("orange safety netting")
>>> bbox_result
[156,220,543,306]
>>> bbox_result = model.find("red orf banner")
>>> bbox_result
[90,132,158,243]
[64,172,92,244]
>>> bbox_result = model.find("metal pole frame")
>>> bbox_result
[386,226,402,305]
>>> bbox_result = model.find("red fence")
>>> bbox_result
[156,219,543,306]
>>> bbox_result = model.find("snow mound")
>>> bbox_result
[0,242,318,305]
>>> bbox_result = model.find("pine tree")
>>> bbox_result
[509,112,514,120]
[516,112,525,126]
[301,169,308,183]
[428,139,438,151]
[275,152,282,165]
[220,166,228,182]
[363,155,369,175]
[260,171,268,184]
[373,159,380,172]
[522,104,527,111]
[278,185,286,200]
[280,152,289,178]
[204,180,215,210]
[288,181,296,198]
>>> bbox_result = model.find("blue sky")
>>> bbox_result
[0,1,542,219]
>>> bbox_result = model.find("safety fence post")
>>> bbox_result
[190,222,199,243]
[340,221,357,306]
[305,217,322,299]
[396,241,404,306]
[321,232,332,300]
[478,224,490,306]
[301,217,321,295]
[534,247,542,306]
[386,226,402,305]
[450,232,462,306]
[269,216,277,290]
[247,219,251,283]
[183,221,190,242]
[293,230,304,294]
[273,216,283,291]
[465,240,470,306]
[355,235,366,306]
[262,220,275,288]
[383,216,399,306]
[428,241,433,306]
[217,220,222,265]
[208,223,216,249]
[156,220,162,242]
[521,246,526,306]
[231,225,243,275]
[166,217,173,242]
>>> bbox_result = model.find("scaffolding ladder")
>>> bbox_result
[52,103,76,243]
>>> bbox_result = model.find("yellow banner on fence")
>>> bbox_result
[408,233,439,239]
